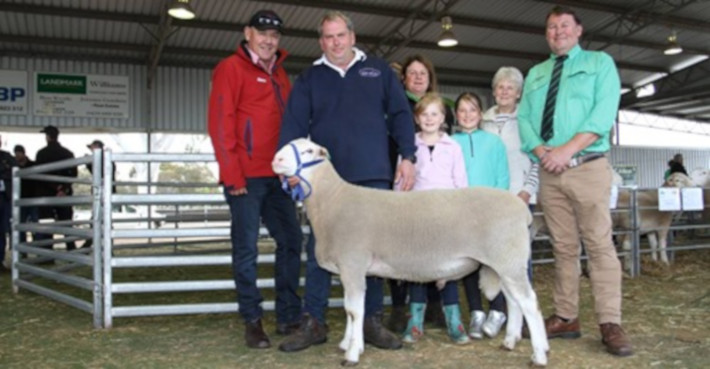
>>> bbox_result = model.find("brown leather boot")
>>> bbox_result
[278,314,327,352]
[364,313,403,350]
[545,315,581,339]
[600,323,633,356]
[276,321,301,336]
[244,319,271,349]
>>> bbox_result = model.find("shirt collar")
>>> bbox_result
[405,90,422,102]
[314,47,367,77]
[245,45,276,73]
[549,43,581,61]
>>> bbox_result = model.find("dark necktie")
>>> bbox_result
[540,55,568,141]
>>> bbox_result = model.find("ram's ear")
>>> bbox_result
[319,146,330,160]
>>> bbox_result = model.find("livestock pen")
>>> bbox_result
[2,152,710,368]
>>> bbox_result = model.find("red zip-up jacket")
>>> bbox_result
[208,42,291,190]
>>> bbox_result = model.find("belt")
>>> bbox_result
[568,152,605,168]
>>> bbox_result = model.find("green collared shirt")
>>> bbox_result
[518,44,620,161]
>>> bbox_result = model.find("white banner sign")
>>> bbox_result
[681,187,704,211]
[33,73,129,119]
[0,70,28,115]
[658,187,681,212]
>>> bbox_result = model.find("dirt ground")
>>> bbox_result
[1,249,709,369]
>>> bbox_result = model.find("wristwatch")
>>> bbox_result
[402,153,417,164]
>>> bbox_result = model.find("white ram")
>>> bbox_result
[615,172,695,269]
[272,138,549,367]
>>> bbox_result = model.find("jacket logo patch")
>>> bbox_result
[358,67,381,78]
[257,77,267,83]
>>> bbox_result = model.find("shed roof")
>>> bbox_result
[1,0,709,122]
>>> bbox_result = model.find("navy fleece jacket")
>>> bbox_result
[279,54,416,183]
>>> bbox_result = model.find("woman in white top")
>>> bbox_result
[481,66,539,204]
[473,67,539,339]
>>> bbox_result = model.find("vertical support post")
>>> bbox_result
[631,189,640,277]
[11,167,20,293]
[147,133,154,245]
[91,149,104,329]
[102,150,114,329]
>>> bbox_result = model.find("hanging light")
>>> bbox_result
[663,30,682,55]
[168,0,196,20]
[437,16,458,48]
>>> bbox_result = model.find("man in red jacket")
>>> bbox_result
[208,10,303,349]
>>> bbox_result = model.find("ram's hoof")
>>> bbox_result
[529,354,548,367]
[341,359,359,367]
[500,343,514,351]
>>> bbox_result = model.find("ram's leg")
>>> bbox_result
[657,230,670,265]
[500,282,522,351]
[339,269,366,366]
[500,273,548,367]
[648,233,659,262]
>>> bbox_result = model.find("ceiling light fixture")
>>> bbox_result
[437,16,458,48]
[663,30,682,55]
[168,0,196,20]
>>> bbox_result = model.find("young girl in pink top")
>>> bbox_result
[401,93,469,344]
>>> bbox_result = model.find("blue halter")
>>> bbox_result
[280,143,325,202]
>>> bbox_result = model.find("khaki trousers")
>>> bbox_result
[539,157,622,324]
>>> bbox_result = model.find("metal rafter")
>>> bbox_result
[366,0,461,60]
[0,2,677,71]
[146,1,175,89]
[366,0,431,57]
[622,82,710,122]
[0,36,494,83]
[535,0,710,33]
[254,0,710,54]
[622,60,710,107]
[580,0,697,52]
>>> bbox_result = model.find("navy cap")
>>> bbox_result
[248,10,283,33]
[40,125,59,138]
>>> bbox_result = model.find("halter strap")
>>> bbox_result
[280,143,324,202]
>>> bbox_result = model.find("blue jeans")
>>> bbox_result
[303,180,388,323]
[0,196,10,263]
[223,177,303,324]
[410,281,459,305]
[463,268,506,312]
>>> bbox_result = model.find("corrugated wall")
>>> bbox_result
[609,146,710,187]
[0,56,147,131]
[150,67,211,133]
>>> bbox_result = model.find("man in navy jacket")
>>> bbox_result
[278,11,416,352]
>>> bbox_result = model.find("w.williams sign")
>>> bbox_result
[33,73,129,119]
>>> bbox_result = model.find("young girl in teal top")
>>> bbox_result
[451,92,510,340]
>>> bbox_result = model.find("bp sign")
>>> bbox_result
[0,70,28,115]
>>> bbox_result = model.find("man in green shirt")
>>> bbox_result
[518,6,633,357]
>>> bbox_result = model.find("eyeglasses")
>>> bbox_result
[258,16,281,27]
